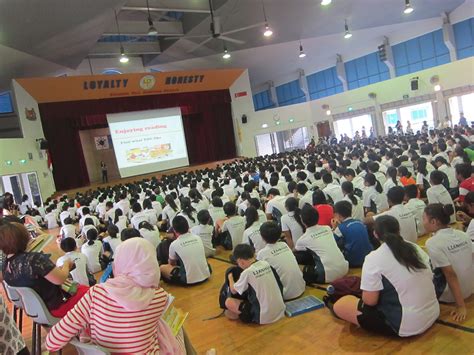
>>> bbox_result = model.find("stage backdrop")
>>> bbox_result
[39,90,235,190]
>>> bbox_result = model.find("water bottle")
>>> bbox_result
[327,285,335,295]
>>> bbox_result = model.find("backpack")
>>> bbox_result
[323,276,362,306]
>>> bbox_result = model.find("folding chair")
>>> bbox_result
[2,280,24,332]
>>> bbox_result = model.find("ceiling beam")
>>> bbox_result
[89,42,161,56]
[103,20,184,36]
[121,6,210,14]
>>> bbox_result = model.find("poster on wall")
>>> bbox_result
[94,136,110,150]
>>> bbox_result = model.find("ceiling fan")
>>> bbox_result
[164,0,264,53]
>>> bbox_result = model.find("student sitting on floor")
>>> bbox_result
[138,221,161,250]
[59,216,77,240]
[190,210,216,257]
[257,221,305,301]
[424,203,473,322]
[44,206,59,229]
[362,173,389,215]
[57,238,95,287]
[81,229,104,274]
[404,184,426,237]
[294,205,348,284]
[426,170,456,224]
[280,197,305,250]
[333,201,373,268]
[160,216,211,286]
[222,244,285,324]
[333,215,440,337]
[218,202,246,250]
[102,224,122,258]
[242,206,265,253]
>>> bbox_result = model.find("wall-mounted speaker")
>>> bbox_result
[410,77,419,91]
[39,139,49,150]
[241,114,248,124]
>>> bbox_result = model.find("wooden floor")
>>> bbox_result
[2,229,474,354]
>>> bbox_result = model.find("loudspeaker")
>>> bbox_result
[39,139,49,150]
[241,114,248,124]
[410,77,419,91]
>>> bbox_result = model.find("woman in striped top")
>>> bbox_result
[45,238,184,354]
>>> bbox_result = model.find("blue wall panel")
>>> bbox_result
[454,18,474,59]
[344,52,389,90]
[253,90,275,111]
[276,80,306,107]
[306,67,343,100]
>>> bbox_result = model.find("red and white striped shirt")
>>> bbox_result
[45,285,168,354]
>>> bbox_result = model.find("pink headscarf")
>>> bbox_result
[102,238,161,311]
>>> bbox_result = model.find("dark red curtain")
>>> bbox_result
[39,90,236,191]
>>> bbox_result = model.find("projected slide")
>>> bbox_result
[107,108,189,178]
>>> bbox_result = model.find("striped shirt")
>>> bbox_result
[45,285,168,354]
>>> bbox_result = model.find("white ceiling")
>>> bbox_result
[0,0,472,92]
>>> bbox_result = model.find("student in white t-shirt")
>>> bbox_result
[242,207,265,253]
[280,197,305,249]
[59,204,70,226]
[138,221,161,250]
[297,183,313,209]
[113,209,128,234]
[249,198,268,225]
[265,188,287,223]
[190,210,216,257]
[424,204,473,322]
[294,205,348,284]
[404,184,426,236]
[57,238,94,286]
[208,197,226,228]
[426,171,456,224]
[161,195,179,231]
[223,244,285,324]
[333,215,439,337]
[341,181,364,221]
[177,197,198,228]
[219,202,246,250]
[59,217,77,240]
[78,207,99,229]
[160,216,211,285]
[257,221,305,301]
[102,224,122,258]
[322,173,343,204]
[368,186,418,243]
[44,206,59,229]
[130,203,149,230]
[363,173,389,215]
[81,229,103,274]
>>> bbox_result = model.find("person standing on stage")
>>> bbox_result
[100,161,108,183]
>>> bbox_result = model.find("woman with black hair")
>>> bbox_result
[341,181,364,220]
[242,206,265,252]
[333,215,439,337]
[161,194,179,231]
[383,167,399,194]
[416,157,431,195]
[177,197,197,228]
[189,188,209,212]
[280,197,305,249]
[424,203,472,322]
[362,173,388,215]
[113,208,128,234]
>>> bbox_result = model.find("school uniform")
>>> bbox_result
[242,222,265,253]
[405,198,426,236]
[56,252,90,286]
[190,224,216,257]
[81,240,103,274]
[116,199,130,217]
[95,203,107,220]
[426,184,456,224]
[334,218,373,267]
[139,228,161,250]
[130,211,149,230]
[298,191,313,209]
[374,171,387,186]
[114,215,128,234]
[351,176,366,191]
[233,260,286,324]
[258,210,268,224]
[222,215,246,249]
[79,214,99,228]
[265,196,287,221]
[45,212,59,229]
[382,179,399,195]
[294,225,349,283]
[168,232,211,285]
[102,236,122,255]
[104,208,115,223]
[438,164,457,188]
[323,183,344,204]
[257,242,305,301]
[208,206,226,226]
[426,228,473,303]
[281,212,304,245]
[177,211,198,228]
[360,243,439,337]
[143,208,158,226]
[374,204,418,243]
[191,199,210,213]
[342,195,364,221]
[60,224,76,240]
[161,205,178,225]
[151,200,163,216]
[363,186,389,214]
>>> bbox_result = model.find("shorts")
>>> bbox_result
[238,299,255,324]
[356,299,398,337]
[165,267,209,286]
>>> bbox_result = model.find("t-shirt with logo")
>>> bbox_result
[426,228,473,303]
[233,260,285,324]
[222,216,246,249]
[242,222,265,253]
[169,232,210,284]
[361,243,439,337]
[257,242,305,300]
[294,225,348,283]
[374,204,418,243]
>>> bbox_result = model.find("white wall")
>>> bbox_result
[231,57,474,157]
[0,80,56,200]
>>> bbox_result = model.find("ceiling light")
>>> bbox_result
[289,118,295,123]
[146,0,158,35]
[434,84,441,92]
[263,24,273,37]
[223,48,231,59]
[119,45,129,63]
[326,109,332,116]
[299,42,306,58]
[348,106,353,111]
[344,20,352,39]
[275,121,281,125]
[261,123,268,128]
[404,0,414,14]
[321,0,332,5]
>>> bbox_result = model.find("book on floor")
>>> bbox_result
[285,295,325,317]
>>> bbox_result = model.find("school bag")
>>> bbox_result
[323,276,362,306]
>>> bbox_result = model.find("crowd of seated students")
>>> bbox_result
[0,124,473,351]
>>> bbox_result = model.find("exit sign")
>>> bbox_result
[234,91,247,98]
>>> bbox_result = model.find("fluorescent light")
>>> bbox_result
[223,49,231,59]
[261,123,268,128]
[119,46,129,63]
[434,84,441,92]
[326,109,331,116]
[321,0,332,5]
[263,24,273,37]
[404,0,414,14]
[148,25,158,36]
[299,43,306,58]
[344,20,352,39]
[289,118,295,123]
[275,121,281,125]
[348,106,353,111]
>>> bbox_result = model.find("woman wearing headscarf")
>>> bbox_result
[45,238,184,354]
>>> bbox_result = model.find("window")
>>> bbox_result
[306,67,344,100]
[333,114,373,138]
[275,80,306,107]
[345,52,390,90]
[449,93,474,125]
[0,92,14,114]
[255,127,310,155]
[411,109,427,120]
[453,18,474,60]
[253,90,275,111]
[392,29,450,76]
[399,102,434,133]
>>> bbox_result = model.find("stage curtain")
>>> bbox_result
[39,90,236,191]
